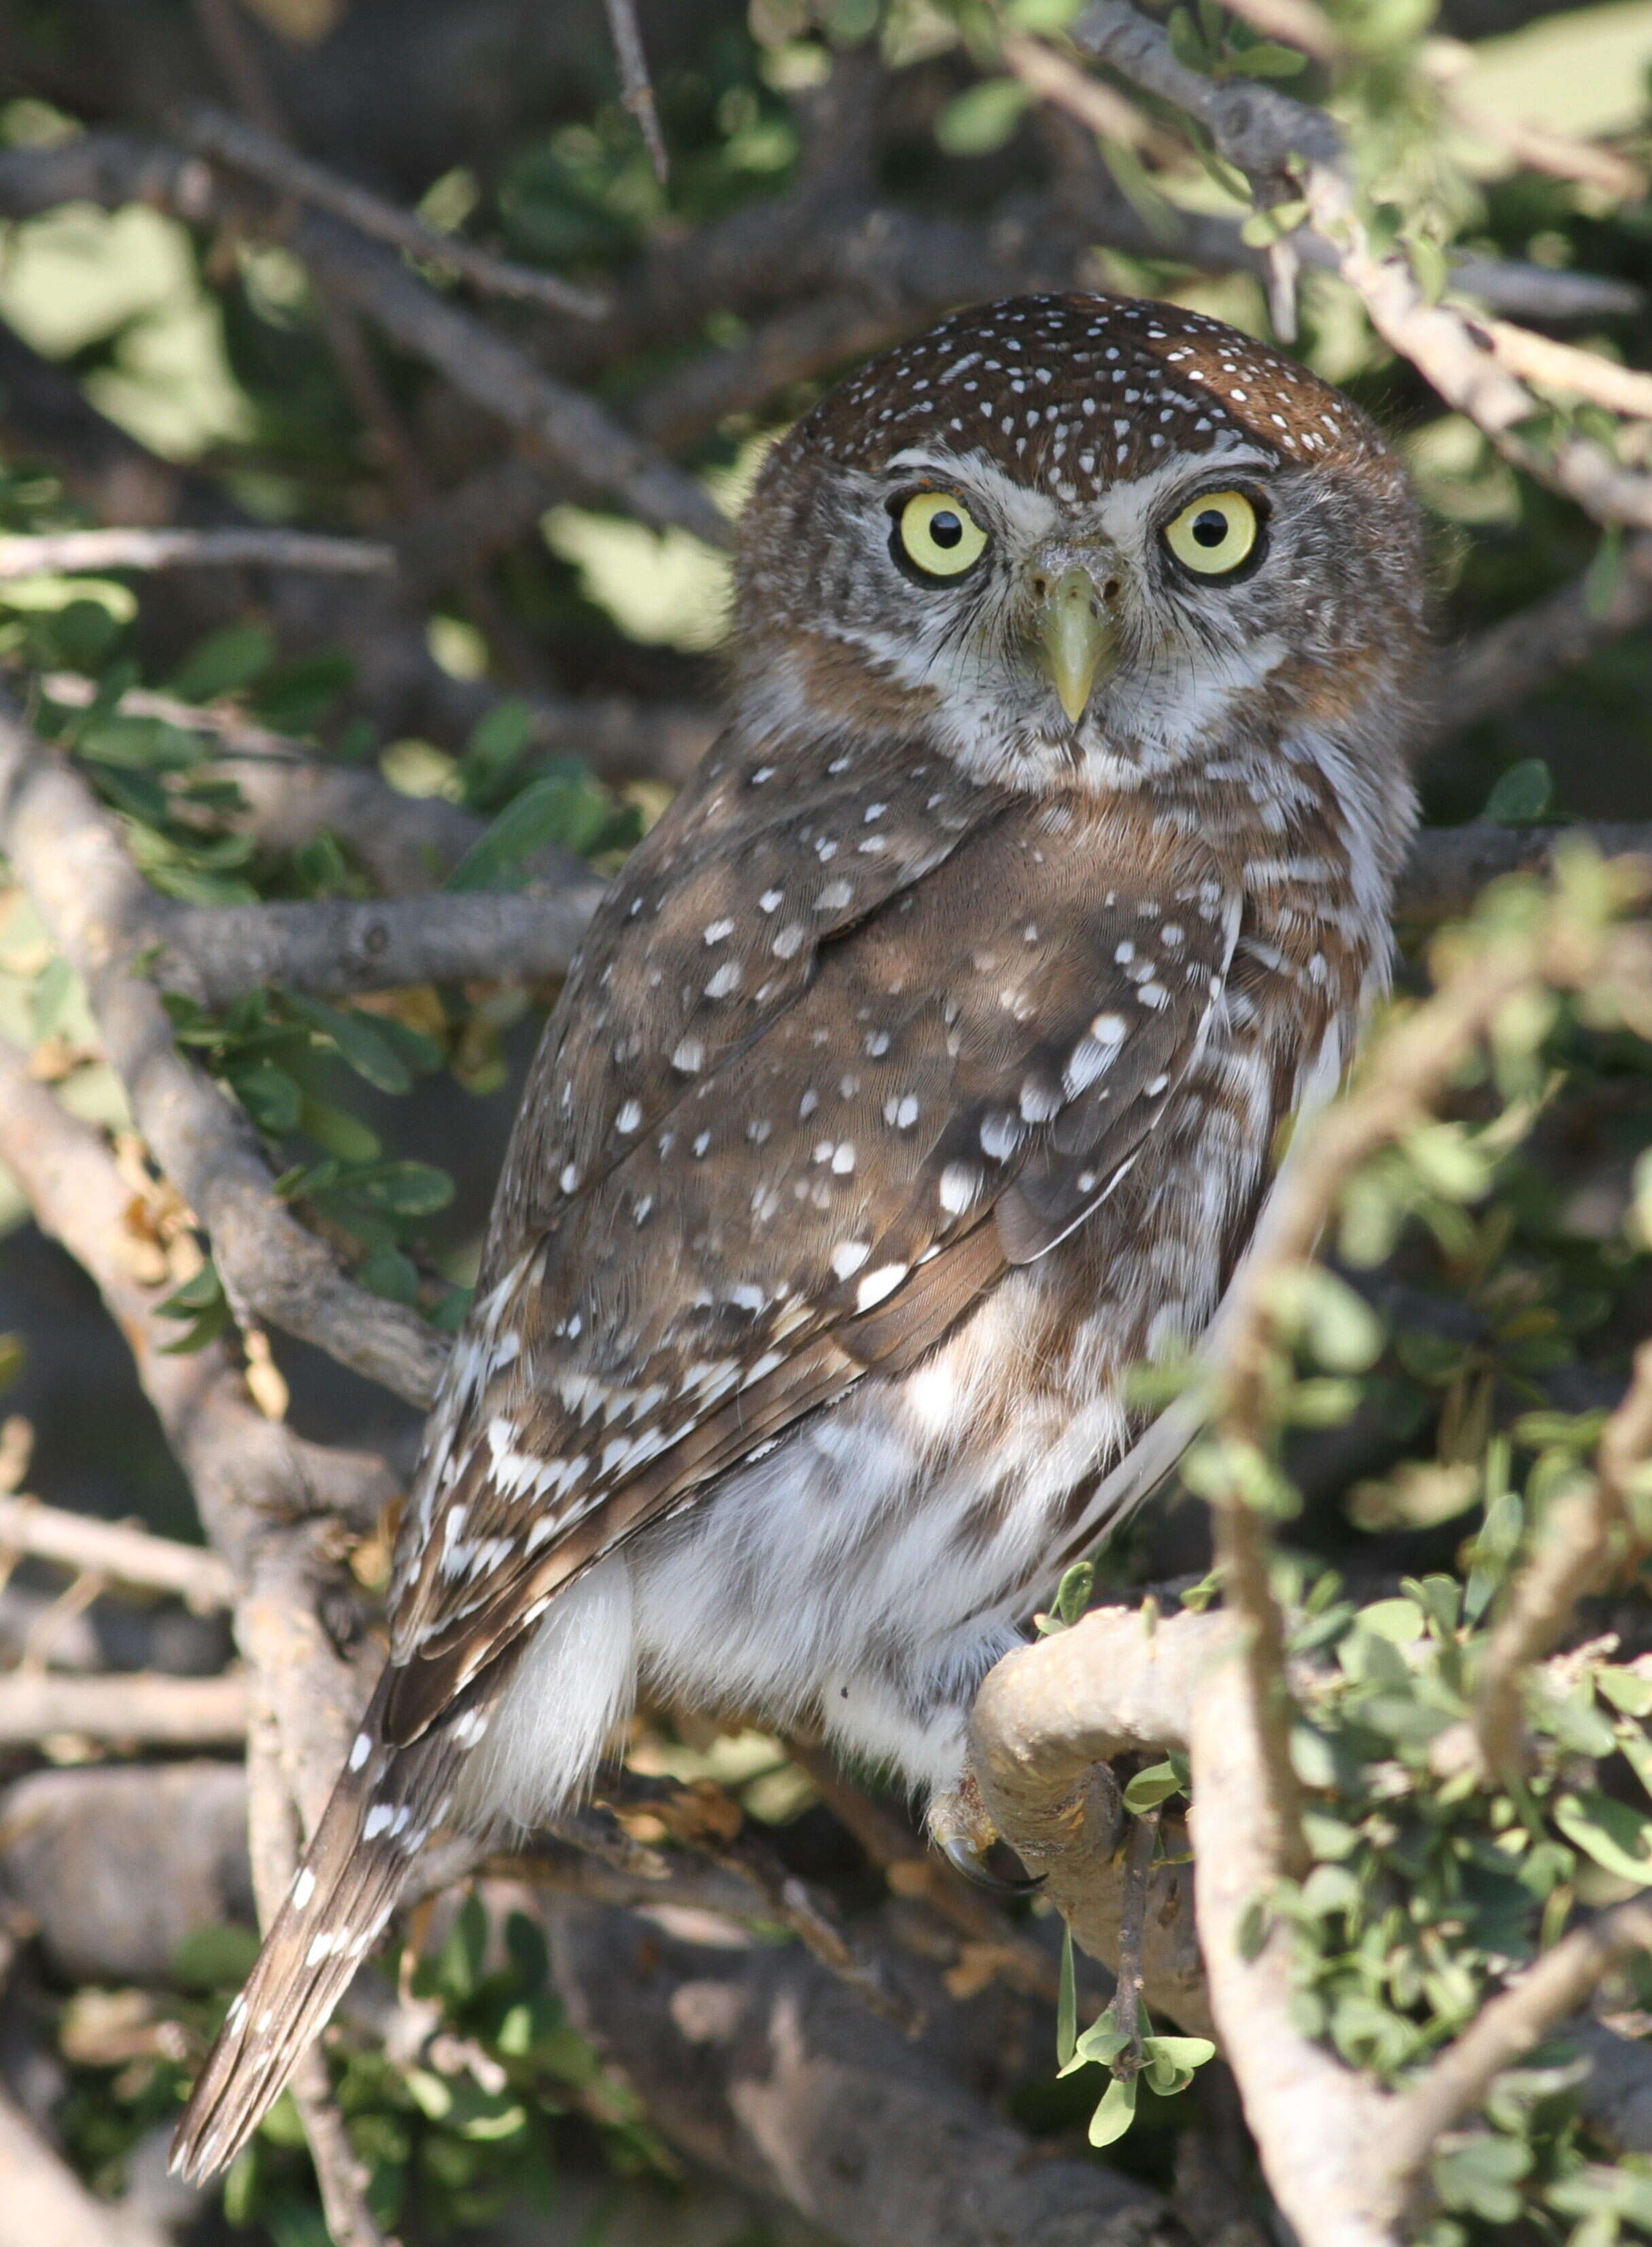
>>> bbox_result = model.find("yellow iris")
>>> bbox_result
[897,490,988,579]
[1163,490,1258,577]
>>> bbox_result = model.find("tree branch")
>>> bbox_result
[0,693,448,1406]
[0,135,726,551]
[1475,1333,1652,1772]
[1383,1897,1652,2193]
[0,1668,247,1747]
[179,105,607,318]
[1069,2,1652,534]
[0,528,394,581]
[0,1492,234,1609]
[0,2080,173,2247]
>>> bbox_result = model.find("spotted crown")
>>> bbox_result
[800,290,1391,495]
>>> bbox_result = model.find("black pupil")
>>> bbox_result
[929,509,963,549]
[1191,509,1229,549]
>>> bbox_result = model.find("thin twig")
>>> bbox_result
[183,106,607,317]
[998,29,1177,158]
[0,529,393,581]
[603,0,669,185]
[1474,1333,1652,1772]
[0,1492,235,1609]
[1112,1806,1160,2061]
[1383,1896,1652,2191]
[1069,1,1652,535]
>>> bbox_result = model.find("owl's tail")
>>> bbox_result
[170,1669,469,2184]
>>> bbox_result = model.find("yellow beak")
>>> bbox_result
[1035,564,1118,725]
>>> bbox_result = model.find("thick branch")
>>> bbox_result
[0,1668,247,1747]
[0,1492,233,1608]
[0,2081,171,2247]
[1185,1651,1401,2247]
[0,695,447,1405]
[972,1605,1219,2034]
[0,1044,393,1830]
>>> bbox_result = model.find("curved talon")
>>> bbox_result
[938,1830,1047,1896]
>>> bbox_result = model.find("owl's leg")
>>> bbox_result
[927,1768,1045,1895]
[820,1611,1041,1889]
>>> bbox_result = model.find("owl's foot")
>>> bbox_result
[927,1769,1044,1896]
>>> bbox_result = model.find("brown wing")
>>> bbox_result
[383,751,1237,1745]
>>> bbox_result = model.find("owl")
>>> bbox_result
[174,292,1424,2177]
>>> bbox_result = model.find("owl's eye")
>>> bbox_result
[895,490,988,579]
[1162,490,1260,578]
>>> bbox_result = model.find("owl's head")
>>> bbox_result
[734,294,1425,789]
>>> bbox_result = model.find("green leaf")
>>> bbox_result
[1360,1596,1425,1643]
[1122,1760,1184,1813]
[298,1098,381,1165]
[1273,1266,1386,1372]
[1063,2005,1131,2074]
[461,698,534,805]
[1583,526,1623,621]
[156,1262,232,1354]
[284,994,413,1095]
[1050,1560,1094,1630]
[1087,2070,1139,2146]
[172,1921,262,1989]
[226,1057,304,1136]
[1599,1669,1652,1717]
[1431,2131,1531,2223]
[31,955,74,1038]
[1237,39,1307,73]
[934,78,1033,156]
[445,775,593,891]
[1141,2034,1215,2093]
[359,1247,420,1306]
[169,621,277,702]
[337,1159,455,1217]
[1056,1926,1078,2069]
[1553,1790,1652,1887]
[1481,759,1552,825]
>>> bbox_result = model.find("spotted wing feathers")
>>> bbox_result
[383,768,1239,1739]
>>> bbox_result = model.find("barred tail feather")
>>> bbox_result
[171,1674,472,2184]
